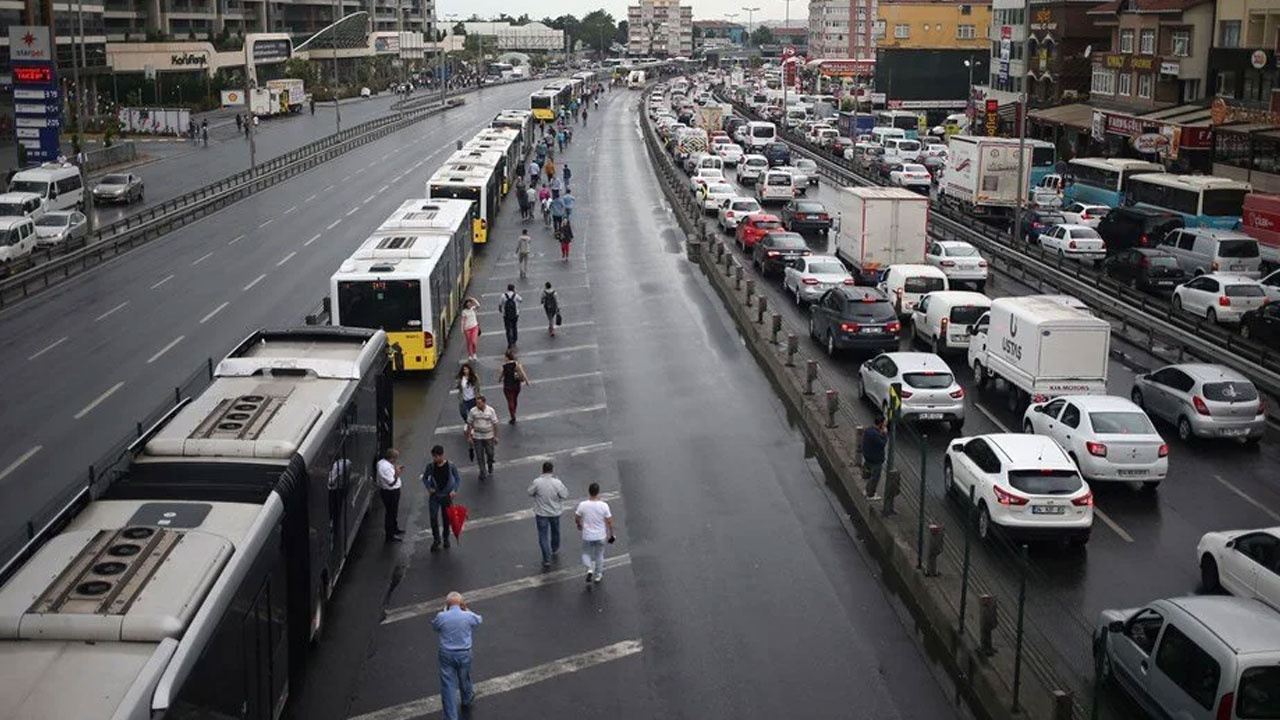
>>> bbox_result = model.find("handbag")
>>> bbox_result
[555,312,563,326]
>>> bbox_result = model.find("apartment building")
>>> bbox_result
[808,0,852,57]
[95,0,424,43]
[875,0,990,51]
[870,0,991,106]
[1087,0,1213,109]
[1209,0,1280,103]
[980,0,1107,108]
[628,0,693,57]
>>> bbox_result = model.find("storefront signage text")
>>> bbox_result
[170,52,207,67]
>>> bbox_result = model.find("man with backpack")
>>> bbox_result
[499,284,522,349]
[423,445,461,551]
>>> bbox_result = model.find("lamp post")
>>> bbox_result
[779,0,791,112]
[963,56,976,128]
[331,0,342,132]
[742,6,760,45]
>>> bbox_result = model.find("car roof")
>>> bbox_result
[926,290,990,305]
[1199,273,1259,284]
[1114,206,1181,219]
[936,240,976,249]
[729,196,758,204]
[0,217,33,228]
[0,191,41,202]
[1161,596,1280,655]
[889,263,946,275]
[838,285,887,301]
[1163,363,1252,383]
[1053,394,1142,412]
[1179,228,1254,240]
[1132,247,1175,256]
[881,351,951,373]
[1055,224,1095,232]
[982,434,1075,469]
[744,212,781,222]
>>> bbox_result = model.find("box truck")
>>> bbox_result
[1241,192,1280,272]
[831,186,930,285]
[966,296,1112,411]
[698,104,726,132]
[249,87,288,117]
[265,78,306,113]
[938,135,1033,222]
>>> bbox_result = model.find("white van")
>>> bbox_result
[870,127,906,146]
[0,192,46,221]
[697,155,725,174]
[0,216,38,268]
[6,162,85,213]
[756,169,796,204]
[911,291,992,354]
[1160,228,1263,279]
[883,138,923,164]
[879,264,949,317]
[784,106,808,129]
[745,121,777,151]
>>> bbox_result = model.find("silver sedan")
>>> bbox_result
[92,173,144,204]
[33,210,88,248]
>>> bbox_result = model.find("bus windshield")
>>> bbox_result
[531,96,552,109]
[1202,188,1249,217]
[430,184,482,215]
[892,116,917,131]
[1031,146,1056,167]
[338,280,423,331]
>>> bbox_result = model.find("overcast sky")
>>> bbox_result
[436,0,793,26]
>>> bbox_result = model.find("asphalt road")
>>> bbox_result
[287,85,966,720]
[695,154,1280,714]
[0,81,538,555]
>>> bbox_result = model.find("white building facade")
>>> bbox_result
[628,0,694,57]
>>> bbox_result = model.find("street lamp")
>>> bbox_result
[742,6,760,45]
[778,0,792,114]
[963,57,976,129]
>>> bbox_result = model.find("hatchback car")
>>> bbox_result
[925,240,988,290]
[1095,206,1183,255]
[718,196,761,232]
[689,166,724,193]
[888,163,932,191]
[1059,202,1111,228]
[92,173,144,204]
[780,199,831,235]
[782,254,853,305]
[1259,268,1280,302]
[737,154,770,185]
[1198,526,1280,611]
[1101,248,1186,294]
[808,286,902,357]
[32,210,88,248]
[944,434,1093,544]
[1240,303,1280,346]
[1172,273,1268,325]
[752,231,811,276]
[735,212,783,250]
[701,181,736,213]
[858,351,966,430]
[762,141,792,167]
[1022,395,1168,488]
[1038,224,1106,263]
[1131,363,1266,444]
[717,142,744,166]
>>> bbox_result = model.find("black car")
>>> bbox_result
[763,142,792,167]
[808,286,902,357]
[1101,248,1187,293]
[752,231,811,276]
[1020,208,1067,243]
[780,199,832,235]
[1240,303,1280,347]
[1095,207,1183,255]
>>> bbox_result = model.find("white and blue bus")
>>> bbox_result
[1062,158,1165,207]
[1026,139,1058,190]
[1125,173,1252,229]
[875,110,922,140]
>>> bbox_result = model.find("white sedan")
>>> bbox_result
[689,167,725,194]
[925,240,988,290]
[888,164,932,190]
[1038,224,1106,263]
[718,196,761,231]
[701,181,737,213]
[717,142,745,166]
[1059,202,1111,229]
[859,351,967,430]
[1022,395,1168,488]
[783,254,853,305]
[1197,527,1280,612]
[1172,273,1269,325]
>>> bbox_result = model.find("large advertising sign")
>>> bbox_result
[9,26,60,165]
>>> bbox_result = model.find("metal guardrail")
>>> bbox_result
[0,97,463,309]
[720,96,1280,407]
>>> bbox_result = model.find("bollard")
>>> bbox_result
[924,524,944,576]
[771,313,782,343]
[716,241,726,260]
[853,425,865,467]
[979,595,998,657]
[757,295,768,324]
[724,249,734,274]
[882,468,901,517]
[825,390,839,429]
[456,139,463,150]
[804,360,818,394]
[786,333,798,366]
[1052,690,1073,720]
[735,264,744,289]
[746,278,756,303]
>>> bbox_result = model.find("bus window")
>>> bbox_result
[337,280,424,331]
[1203,188,1249,217]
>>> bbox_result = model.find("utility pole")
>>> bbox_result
[1012,0,1030,242]
[244,43,257,170]
[780,0,791,113]
[742,6,760,45]
[331,0,342,131]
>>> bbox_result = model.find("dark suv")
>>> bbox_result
[808,286,902,357]
[1095,207,1184,255]
[763,142,792,167]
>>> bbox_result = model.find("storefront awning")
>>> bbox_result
[1214,122,1279,137]
[1138,103,1212,127]
[1028,102,1095,130]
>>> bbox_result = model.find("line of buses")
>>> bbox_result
[530,70,604,122]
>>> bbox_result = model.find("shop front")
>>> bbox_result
[1091,104,1213,171]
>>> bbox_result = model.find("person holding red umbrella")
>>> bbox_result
[423,445,460,552]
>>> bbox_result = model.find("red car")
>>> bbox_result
[736,213,783,250]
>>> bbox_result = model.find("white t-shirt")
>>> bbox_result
[459,376,477,401]
[376,458,400,490]
[461,307,478,331]
[575,499,612,542]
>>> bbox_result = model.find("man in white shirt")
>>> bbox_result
[466,396,500,481]
[528,461,570,570]
[575,482,615,584]
[376,448,404,541]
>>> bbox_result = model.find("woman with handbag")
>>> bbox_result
[460,297,480,361]
[557,218,574,261]
[497,349,531,424]
[541,282,561,338]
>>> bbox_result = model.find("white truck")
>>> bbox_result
[831,186,930,285]
[265,78,306,113]
[627,70,647,88]
[698,104,727,132]
[938,135,1033,223]
[967,296,1112,411]
[249,87,287,117]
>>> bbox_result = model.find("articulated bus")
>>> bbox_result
[875,110,922,139]
[428,163,500,244]
[447,148,509,199]
[530,90,559,121]
[492,109,534,155]
[544,80,575,108]
[331,199,475,371]
[1063,158,1164,207]
[465,129,522,194]
[0,326,392,720]
[1125,173,1252,229]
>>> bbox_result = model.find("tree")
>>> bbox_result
[577,10,616,57]
[452,22,466,35]
[750,26,774,46]
[615,20,629,46]
[546,14,581,52]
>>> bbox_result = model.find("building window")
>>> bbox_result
[1217,70,1237,97]
[1137,72,1153,98]
[855,34,864,46]
[1118,72,1132,95]
[874,20,885,37]
[1140,29,1155,54]
[1219,20,1241,48]
[1182,78,1201,101]
[856,22,865,33]
[894,23,910,38]
[856,7,865,19]
[1170,30,1190,57]
[957,24,975,39]
[1091,67,1116,94]
[1119,29,1134,53]
[961,4,972,14]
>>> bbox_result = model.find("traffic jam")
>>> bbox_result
[649,69,1279,720]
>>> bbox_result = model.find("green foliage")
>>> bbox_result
[615,20,629,44]
[577,10,616,54]
[840,96,854,111]
[750,26,774,46]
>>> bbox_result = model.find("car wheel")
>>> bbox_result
[1200,555,1221,593]
[856,376,867,402]
[976,503,992,542]
[826,333,837,358]
[1023,420,1035,434]
[1177,416,1193,442]
[1173,295,1183,312]
[974,362,989,389]
[809,315,817,340]
[943,462,956,497]
[1130,388,1144,410]
[1206,308,1217,324]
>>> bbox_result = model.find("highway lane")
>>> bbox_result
[0,81,536,552]
[694,159,1280,713]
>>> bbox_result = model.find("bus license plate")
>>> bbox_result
[1032,506,1065,515]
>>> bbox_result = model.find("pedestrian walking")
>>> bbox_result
[516,184,530,220]
[549,195,565,232]
[582,108,588,125]
[235,113,243,132]
[201,119,209,146]
[541,193,552,228]
[517,228,532,279]
[541,282,560,337]
[557,218,574,260]
[310,97,316,114]
[543,157,556,184]
[252,114,259,127]
[456,362,479,422]
[498,349,530,424]
[550,176,562,200]
[466,396,500,480]
[562,189,576,219]
[556,129,565,152]
[529,462,569,569]
[562,163,572,190]
[528,159,540,188]
[423,445,461,551]
[861,415,888,500]
[376,448,404,541]
[461,297,480,360]
[575,483,615,584]
[525,185,539,222]
[499,283,522,348]
[432,592,482,720]
[243,119,251,139]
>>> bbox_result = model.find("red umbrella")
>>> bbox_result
[446,504,469,540]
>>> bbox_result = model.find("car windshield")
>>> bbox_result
[1218,239,1259,258]
[796,160,816,169]
[100,175,128,184]
[844,298,896,322]
[7,180,47,195]
[807,260,845,274]
[946,245,979,257]
[1037,213,1066,225]
[754,220,782,230]
[732,202,758,211]
[1146,255,1179,268]
[35,215,69,227]
[904,276,946,293]
[1237,666,1280,718]
[0,202,25,216]
[796,202,824,213]
[903,165,927,173]
[1089,411,1156,434]
[751,126,773,137]
[1202,381,1259,402]
[1006,470,1082,495]
[949,305,987,324]
[768,175,791,186]
[903,372,954,389]
[1071,228,1102,239]
[770,234,806,249]
[1225,284,1265,297]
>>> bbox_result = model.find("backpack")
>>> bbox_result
[502,292,519,320]
[542,289,559,313]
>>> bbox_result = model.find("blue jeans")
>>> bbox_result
[582,539,606,577]
[439,648,474,720]
[535,514,560,565]
[458,398,475,423]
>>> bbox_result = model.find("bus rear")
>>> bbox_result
[530,91,555,121]
[335,277,433,370]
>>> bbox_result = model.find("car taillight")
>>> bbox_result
[1158,443,1169,458]
[1086,441,1108,457]
[886,320,902,333]
[795,213,807,219]
[1072,490,1094,507]
[1219,295,1231,306]
[725,211,735,218]
[1140,256,1150,267]
[950,387,965,399]
[1069,240,1078,249]
[1139,233,1148,246]
[1193,396,1211,416]
[1259,397,1268,414]
[1216,693,1234,720]
[978,260,988,268]
[767,250,780,257]
[1212,261,1220,271]
[423,332,435,348]
[898,389,914,399]
[1080,211,1090,220]
[993,485,1029,506]
[843,278,856,285]
[839,322,860,333]
[940,317,949,334]
[940,260,956,267]
[802,277,819,285]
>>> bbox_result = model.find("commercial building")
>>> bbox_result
[1207,0,1280,103]
[628,0,693,57]
[92,0,427,43]
[693,19,745,51]
[875,0,990,52]
[450,21,565,53]
[1086,0,1213,109]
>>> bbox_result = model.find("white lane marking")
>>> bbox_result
[276,251,296,267]
[74,381,125,420]
[94,301,129,322]
[382,555,632,625]
[305,193,318,203]
[365,160,375,168]
[449,370,603,395]
[243,273,267,290]
[477,343,597,361]
[1214,475,1280,523]
[28,336,67,360]
[227,234,245,245]
[0,446,42,483]
[362,194,376,204]
[345,206,359,216]
[435,404,607,434]
[416,490,621,539]
[200,301,229,324]
[323,184,335,192]
[1093,508,1134,543]
[346,640,643,720]
[974,402,1011,432]
[327,218,343,230]
[282,205,297,215]
[258,218,274,228]
[191,251,213,266]
[460,442,614,474]
[377,184,389,193]
[150,273,175,289]
[354,167,365,175]
[304,233,321,246]
[147,335,185,364]
[341,175,351,182]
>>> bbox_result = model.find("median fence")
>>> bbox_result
[641,91,1114,720]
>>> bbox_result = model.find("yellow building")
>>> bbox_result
[875,0,992,50]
